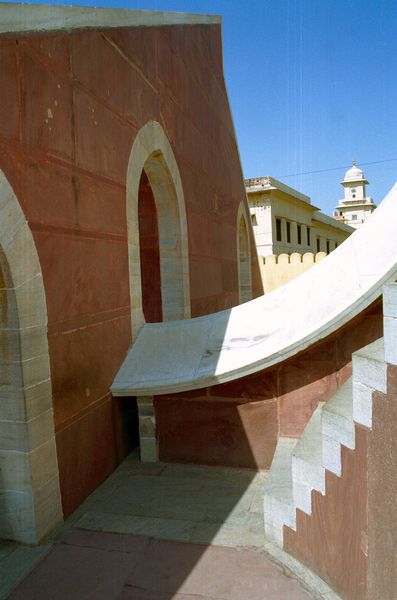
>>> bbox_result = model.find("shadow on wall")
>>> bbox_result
[155,393,277,470]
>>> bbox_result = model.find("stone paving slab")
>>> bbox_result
[8,530,314,600]
[75,511,197,543]
[1,453,321,599]
[117,592,225,600]
[8,535,138,600]
[0,541,15,561]
[190,520,264,548]
[0,542,52,600]
[67,453,267,550]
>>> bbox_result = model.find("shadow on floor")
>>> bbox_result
[3,452,314,599]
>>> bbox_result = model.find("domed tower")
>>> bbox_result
[334,161,376,228]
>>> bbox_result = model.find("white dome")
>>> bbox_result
[343,162,365,182]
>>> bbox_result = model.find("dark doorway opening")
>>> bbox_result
[113,397,140,464]
[138,170,163,323]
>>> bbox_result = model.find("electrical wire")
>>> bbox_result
[274,157,397,179]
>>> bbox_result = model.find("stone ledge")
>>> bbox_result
[0,3,221,38]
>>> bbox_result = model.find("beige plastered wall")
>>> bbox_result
[260,252,327,293]
[249,191,352,257]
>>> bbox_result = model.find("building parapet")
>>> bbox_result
[260,252,327,293]
[262,252,326,266]
[245,176,312,205]
[336,198,376,207]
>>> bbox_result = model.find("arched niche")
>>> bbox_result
[0,170,62,543]
[237,202,252,303]
[126,121,190,338]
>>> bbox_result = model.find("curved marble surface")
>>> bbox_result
[112,183,397,396]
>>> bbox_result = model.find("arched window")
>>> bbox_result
[237,203,252,303]
[0,170,62,543]
[126,122,191,337]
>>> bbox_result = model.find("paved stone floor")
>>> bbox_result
[1,452,315,599]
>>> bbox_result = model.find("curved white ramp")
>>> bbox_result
[112,183,397,396]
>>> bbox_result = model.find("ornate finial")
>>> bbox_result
[352,159,356,166]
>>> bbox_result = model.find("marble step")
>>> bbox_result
[353,338,386,392]
[353,338,386,428]
[383,282,397,366]
[263,437,298,546]
[292,404,325,515]
[322,379,354,476]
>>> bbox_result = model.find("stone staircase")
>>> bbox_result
[263,283,396,547]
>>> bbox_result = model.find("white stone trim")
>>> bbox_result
[0,3,221,37]
[0,170,62,543]
[126,121,190,339]
[383,282,397,366]
[136,396,158,463]
[237,202,252,304]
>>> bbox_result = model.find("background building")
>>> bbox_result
[246,176,353,257]
[334,161,376,228]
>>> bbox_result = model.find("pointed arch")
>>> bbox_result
[0,170,62,543]
[237,202,252,303]
[126,121,190,338]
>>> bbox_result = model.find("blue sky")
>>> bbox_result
[8,0,397,215]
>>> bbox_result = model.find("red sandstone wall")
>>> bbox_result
[284,425,368,600]
[156,300,382,469]
[213,300,382,437]
[0,24,261,515]
[367,367,397,600]
[155,395,278,469]
[283,366,397,600]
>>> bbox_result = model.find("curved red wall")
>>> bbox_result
[0,24,261,515]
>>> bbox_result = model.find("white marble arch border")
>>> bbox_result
[237,201,252,303]
[126,121,191,338]
[0,170,62,543]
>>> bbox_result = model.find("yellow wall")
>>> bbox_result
[259,252,327,293]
